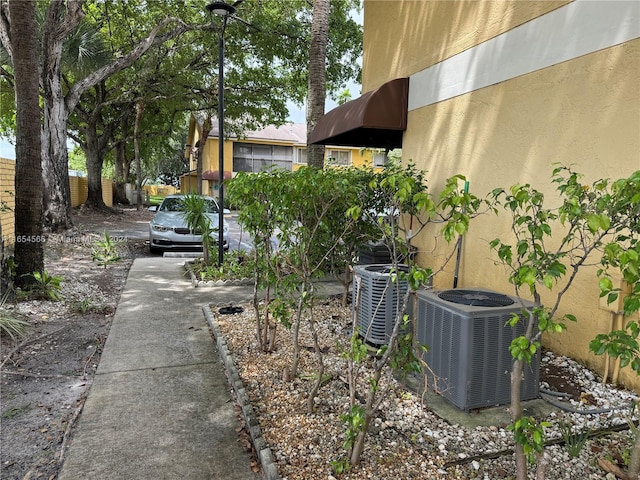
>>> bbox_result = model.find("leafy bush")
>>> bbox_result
[191,250,254,281]
[91,232,122,268]
[30,271,63,301]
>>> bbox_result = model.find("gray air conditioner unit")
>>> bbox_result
[353,264,409,345]
[416,288,540,412]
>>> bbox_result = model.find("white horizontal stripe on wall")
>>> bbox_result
[408,0,640,111]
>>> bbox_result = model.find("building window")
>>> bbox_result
[233,143,293,172]
[373,152,388,167]
[296,148,307,164]
[326,149,351,166]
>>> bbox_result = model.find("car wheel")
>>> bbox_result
[149,245,163,255]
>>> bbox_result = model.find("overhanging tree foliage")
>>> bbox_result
[0,0,196,230]
[0,0,361,285]
[76,0,360,205]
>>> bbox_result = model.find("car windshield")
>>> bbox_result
[159,197,219,213]
[202,200,219,213]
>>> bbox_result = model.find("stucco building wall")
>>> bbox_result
[362,0,640,388]
[69,176,113,208]
[363,0,570,91]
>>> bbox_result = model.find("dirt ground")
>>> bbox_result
[0,207,153,480]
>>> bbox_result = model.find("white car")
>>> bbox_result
[148,194,229,254]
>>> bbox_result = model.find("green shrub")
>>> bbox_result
[31,271,63,301]
[91,232,122,268]
[0,292,29,340]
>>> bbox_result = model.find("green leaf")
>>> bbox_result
[518,266,537,288]
[599,277,614,292]
[586,213,610,233]
[533,430,542,444]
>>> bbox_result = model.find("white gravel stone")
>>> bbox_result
[214,299,639,480]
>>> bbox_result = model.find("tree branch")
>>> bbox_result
[66,17,194,114]
[0,0,12,61]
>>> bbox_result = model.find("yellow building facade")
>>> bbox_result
[183,116,382,196]
[350,1,639,388]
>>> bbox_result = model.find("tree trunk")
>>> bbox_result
[197,116,212,196]
[535,450,548,480]
[134,102,144,209]
[84,127,107,209]
[113,141,129,204]
[628,430,640,479]
[511,357,528,480]
[41,96,73,231]
[10,0,44,286]
[37,6,190,227]
[113,114,132,205]
[306,0,329,169]
[349,372,378,466]
[0,219,4,294]
[289,286,305,380]
[82,83,112,209]
[306,298,325,414]
[40,1,84,232]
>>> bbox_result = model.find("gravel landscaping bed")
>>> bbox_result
[211,298,639,480]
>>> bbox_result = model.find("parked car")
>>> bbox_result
[148,194,229,254]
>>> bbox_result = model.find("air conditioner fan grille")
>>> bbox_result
[438,289,515,307]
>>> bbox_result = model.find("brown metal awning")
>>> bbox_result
[310,77,409,149]
[202,170,232,181]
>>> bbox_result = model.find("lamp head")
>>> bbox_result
[206,1,236,16]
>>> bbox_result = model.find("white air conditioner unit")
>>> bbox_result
[416,288,540,412]
[353,264,409,345]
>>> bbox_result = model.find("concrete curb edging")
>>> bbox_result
[203,306,281,480]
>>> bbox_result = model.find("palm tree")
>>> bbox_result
[9,0,44,288]
[306,0,329,169]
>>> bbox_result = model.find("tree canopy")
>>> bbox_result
[0,0,362,225]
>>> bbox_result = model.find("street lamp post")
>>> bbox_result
[207,1,236,266]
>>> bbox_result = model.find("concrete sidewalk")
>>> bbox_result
[58,257,262,480]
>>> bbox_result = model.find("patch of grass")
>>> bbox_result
[2,404,31,419]
[71,298,94,314]
[148,194,165,207]
[560,422,590,457]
